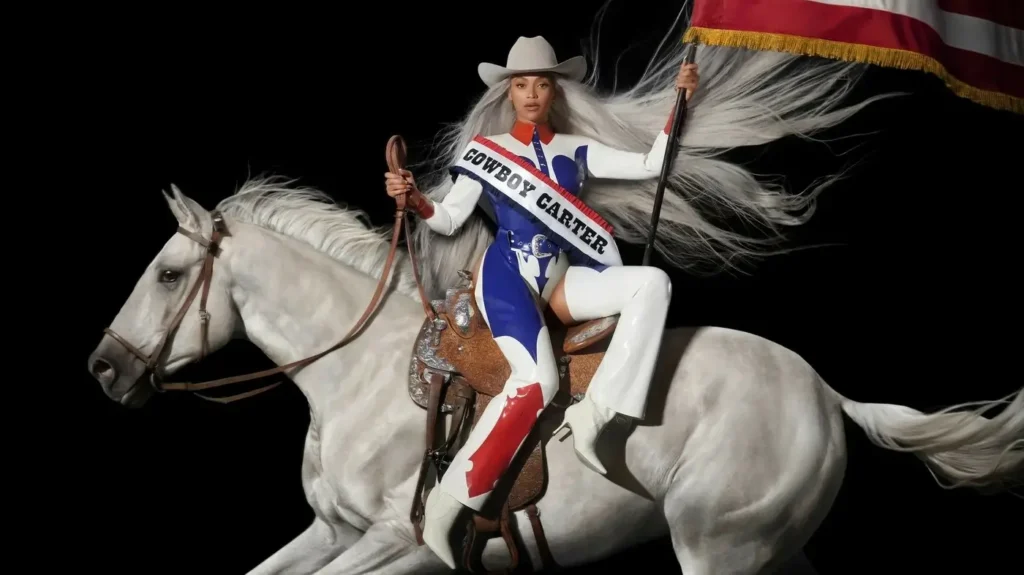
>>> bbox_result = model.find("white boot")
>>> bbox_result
[421,487,464,569]
[552,394,616,474]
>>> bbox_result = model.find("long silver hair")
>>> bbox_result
[408,5,890,299]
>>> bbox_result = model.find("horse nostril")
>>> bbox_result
[90,357,117,384]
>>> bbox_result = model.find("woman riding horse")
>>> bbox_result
[384,35,699,568]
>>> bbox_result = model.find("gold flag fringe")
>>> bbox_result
[683,26,1024,115]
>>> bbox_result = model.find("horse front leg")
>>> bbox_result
[314,521,449,575]
[246,517,362,575]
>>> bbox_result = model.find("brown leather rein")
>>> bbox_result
[103,136,435,404]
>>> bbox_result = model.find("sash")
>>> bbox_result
[452,135,622,268]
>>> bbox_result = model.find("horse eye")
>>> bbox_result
[159,269,181,283]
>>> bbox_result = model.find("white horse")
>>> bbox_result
[88,181,1023,574]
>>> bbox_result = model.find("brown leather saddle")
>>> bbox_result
[408,269,618,573]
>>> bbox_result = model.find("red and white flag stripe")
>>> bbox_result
[683,0,1024,113]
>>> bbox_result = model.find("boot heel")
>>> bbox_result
[554,399,609,475]
[553,420,573,442]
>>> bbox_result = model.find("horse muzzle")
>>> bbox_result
[87,336,158,408]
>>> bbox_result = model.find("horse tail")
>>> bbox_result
[821,382,1024,493]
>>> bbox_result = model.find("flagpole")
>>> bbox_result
[642,42,697,266]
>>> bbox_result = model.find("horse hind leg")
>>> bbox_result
[668,527,807,575]
[661,452,842,575]
[662,461,840,575]
[670,535,773,575]
[776,550,821,575]
[660,478,801,575]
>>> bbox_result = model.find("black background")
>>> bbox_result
[51,2,1022,573]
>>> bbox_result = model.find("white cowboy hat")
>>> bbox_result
[477,36,587,86]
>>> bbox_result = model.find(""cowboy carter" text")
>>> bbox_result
[461,147,609,254]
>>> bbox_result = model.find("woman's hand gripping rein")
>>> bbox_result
[384,169,434,219]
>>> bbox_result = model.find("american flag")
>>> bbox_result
[683,0,1024,114]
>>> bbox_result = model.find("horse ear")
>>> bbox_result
[162,183,209,230]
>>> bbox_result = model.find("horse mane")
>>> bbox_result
[214,176,425,300]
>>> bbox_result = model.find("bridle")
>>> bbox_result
[102,210,240,401]
[102,135,435,404]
